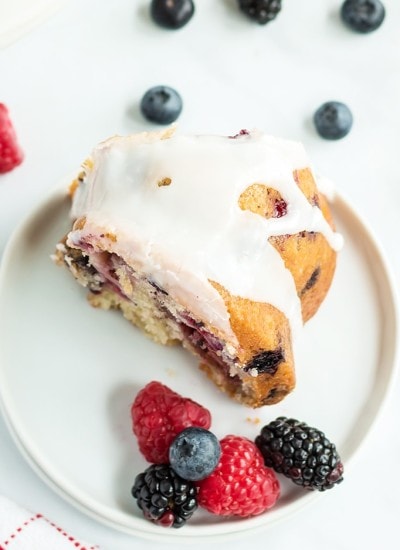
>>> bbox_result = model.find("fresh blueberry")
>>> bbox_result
[313,101,353,140]
[150,0,195,30]
[340,0,385,33]
[140,85,183,125]
[169,427,221,481]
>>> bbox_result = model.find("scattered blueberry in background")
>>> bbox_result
[237,0,282,25]
[340,0,385,33]
[150,0,195,30]
[140,85,183,125]
[169,427,221,481]
[313,101,353,140]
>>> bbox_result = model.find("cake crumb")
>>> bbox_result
[73,216,87,230]
[68,177,80,197]
[246,416,261,425]
[166,367,177,377]
[99,232,117,242]
[158,177,172,187]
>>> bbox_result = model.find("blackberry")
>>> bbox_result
[255,417,344,491]
[238,0,282,25]
[341,0,385,34]
[132,464,198,527]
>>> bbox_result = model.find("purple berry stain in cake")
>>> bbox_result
[229,129,250,139]
[244,349,284,375]
[301,266,320,296]
[273,199,287,218]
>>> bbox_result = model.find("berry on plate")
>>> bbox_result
[196,435,280,517]
[341,0,385,33]
[237,0,282,25]
[140,85,183,125]
[150,0,195,30]
[255,417,344,491]
[132,464,198,528]
[169,427,221,481]
[131,381,211,464]
[0,103,24,174]
[313,101,353,140]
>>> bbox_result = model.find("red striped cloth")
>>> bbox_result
[0,496,98,550]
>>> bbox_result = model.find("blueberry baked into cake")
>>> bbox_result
[54,128,342,407]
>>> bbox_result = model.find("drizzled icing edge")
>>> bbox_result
[67,129,342,346]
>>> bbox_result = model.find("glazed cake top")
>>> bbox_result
[69,129,342,343]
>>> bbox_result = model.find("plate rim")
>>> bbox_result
[0,184,398,542]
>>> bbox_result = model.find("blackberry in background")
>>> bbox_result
[238,0,282,25]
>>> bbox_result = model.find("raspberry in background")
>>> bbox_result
[196,435,280,517]
[0,103,24,174]
[131,381,211,464]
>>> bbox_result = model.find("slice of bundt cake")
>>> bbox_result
[54,128,342,407]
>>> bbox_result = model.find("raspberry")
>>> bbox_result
[196,435,280,517]
[131,381,211,463]
[0,103,24,174]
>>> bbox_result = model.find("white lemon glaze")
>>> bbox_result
[68,129,342,345]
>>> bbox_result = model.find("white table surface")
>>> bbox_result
[0,0,399,548]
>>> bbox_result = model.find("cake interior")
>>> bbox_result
[55,240,289,407]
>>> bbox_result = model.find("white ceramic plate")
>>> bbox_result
[0,186,398,542]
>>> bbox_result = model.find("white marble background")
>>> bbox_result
[0,0,399,548]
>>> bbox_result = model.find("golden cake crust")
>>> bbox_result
[200,167,337,406]
[209,281,295,407]
[238,167,337,322]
